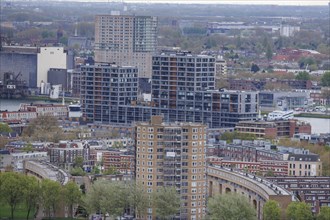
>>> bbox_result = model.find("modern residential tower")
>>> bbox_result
[80,64,138,123]
[94,15,158,78]
[135,115,207,220]
[81,52,258,128]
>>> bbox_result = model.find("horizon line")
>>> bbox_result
[15,0,330,6]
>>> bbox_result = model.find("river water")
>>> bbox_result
[294,117,330,134]
[0,98,49,111]
[1,99,329,134]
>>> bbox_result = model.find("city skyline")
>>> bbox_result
[13,0,330,6]
[37,0,330,6]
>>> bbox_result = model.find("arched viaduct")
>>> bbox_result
[207,165,295,219]
[23,160,69,185]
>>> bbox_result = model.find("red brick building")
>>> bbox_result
[235,119,311,139]
[101,151,134,174]
[207,157,288,176]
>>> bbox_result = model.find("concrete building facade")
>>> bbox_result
[81,52,258,129]
[0,46,38,87]
[286,154,322,176]
[80,64,138,123]
[135,115,207,220]
[37,47,67,88]
[94,15,158,78]
[47,68,68,90]
[235,119,311,139]
[259,91,310,111]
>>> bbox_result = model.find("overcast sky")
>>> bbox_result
[73,0,330,6]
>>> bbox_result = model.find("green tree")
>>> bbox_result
[127,181,149,218]
[70,167,85,176]
[286,202,313,220]
[321,72,330,87]
[74,156,84,168]
[23,175,40,220]
[101,181,128,219]
[22,143,34,153]
[84,180,127,219]
[152,186,180,220]
[266,44,273,61]
[40,179,62,218]
[0,136,9,149]
[112,141,124,148]
[63,181,82,218]
[295,71,311,81]
[263,200,281,220]
[220,131,256,143]
[22,115,63,142]
[265,170,275,177]
[317,206,330,220]
[207,193,256,220]
[77,22,95,38]
[0,172,25,220]
[103,166,119,175]
[0,122,12,133]
[83,180,107,217]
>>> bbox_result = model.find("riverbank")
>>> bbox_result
[294,113,330,119]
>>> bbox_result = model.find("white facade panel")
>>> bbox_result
[37,47,67,87]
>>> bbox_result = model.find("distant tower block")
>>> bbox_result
[94,15,158,78]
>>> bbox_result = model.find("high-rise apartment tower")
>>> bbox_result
[80,64,138,123]
[94,15,158,78]
[135,115,207,220]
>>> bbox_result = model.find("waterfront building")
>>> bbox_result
[37,47,67,91]
[0,46,68,89]
[0,110,37,122]
[19,103,68,118]
[81,52,258,129]
[94,15,158,78]
[47,68,69,91]
[259,91,311,112]
[0,46,38,88]
[135,115,207,220]
[80,64,138,123]
[235,119,311,139]
[228,78,312,91]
